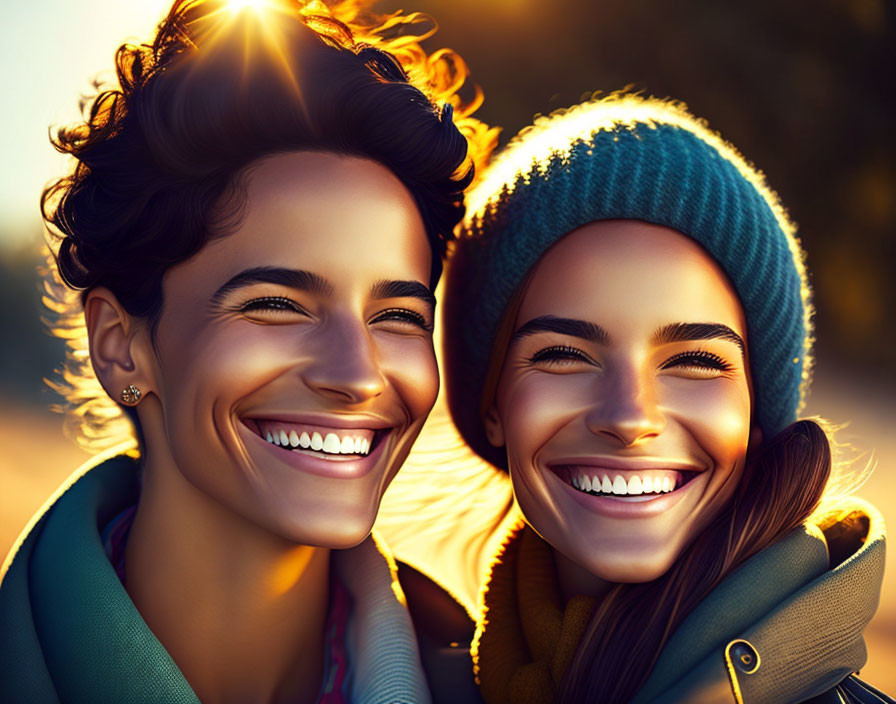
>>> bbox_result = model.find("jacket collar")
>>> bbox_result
[1,451,431,704]
[631,499,886,704]
[470,499,885,704]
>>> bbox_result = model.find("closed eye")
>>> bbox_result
[238,296,309,316]
[369,308,432,331]
[529,345,596,366]
[661,350,733,373]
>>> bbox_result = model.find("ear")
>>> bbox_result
[748,426,763,454]
[84,288,155,404]
[483,404,505,448]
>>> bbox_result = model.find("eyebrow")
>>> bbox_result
[210,267,334,304]
[652,322,745,355]
[511,315,610,345]
[210,267,435,309]
[510,316,745,356]
[371,279,436,309]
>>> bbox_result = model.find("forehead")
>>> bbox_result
[517,220,746,337]
[168,151,431,296]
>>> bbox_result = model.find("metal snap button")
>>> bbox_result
[727,639,760,675]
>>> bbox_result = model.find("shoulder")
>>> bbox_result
[1,447,140,586]
[0,449,143,702]
[635,503,889,703]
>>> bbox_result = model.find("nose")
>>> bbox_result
[584,367,665,447]
[299,316,386,404]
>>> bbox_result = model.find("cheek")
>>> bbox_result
[663,377,752,466]
[155,326,315,466]
[499,371,593,461]
[376,335,439,421]
[162,325,300,402]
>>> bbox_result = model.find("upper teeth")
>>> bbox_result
[570,472,677,495]
[264,428,371,455]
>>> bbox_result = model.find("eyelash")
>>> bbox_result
[528,346,733,372]
[238,296,307,314]
[661,350,733,372]
[237,298,430,330]
[371,308,432,331]
[529,345,593,365]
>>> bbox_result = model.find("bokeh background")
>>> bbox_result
[2,0,894,690]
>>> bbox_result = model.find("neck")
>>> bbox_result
[552,546,613,605]
[125,446,331,704]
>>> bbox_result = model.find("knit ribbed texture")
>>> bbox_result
[471,522,597,704]
[443,96,812,467]
[338,531,433,704]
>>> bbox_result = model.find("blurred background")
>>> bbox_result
[1,0,894,690]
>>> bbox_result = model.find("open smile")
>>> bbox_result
[255,419,388,459]
[241,416,395,478]
[550,464,701,502]
[543,458,706,517]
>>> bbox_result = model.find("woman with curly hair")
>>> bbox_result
[437,95,892,703]
[0,1,494,701]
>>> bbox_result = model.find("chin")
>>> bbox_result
[581,546,679,584]
[276,516,373,550]
[274,508,377,550]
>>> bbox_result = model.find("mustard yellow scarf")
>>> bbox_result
[472,523,597,704]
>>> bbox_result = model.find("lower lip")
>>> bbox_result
[543,467,699,518]
[242,424,390,480]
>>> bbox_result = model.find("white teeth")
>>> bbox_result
[568,470,682,496]
[322,433,340,453]
[263,425,375,456]
[613,475,628,495]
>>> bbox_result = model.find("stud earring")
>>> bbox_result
[120,384,142,405]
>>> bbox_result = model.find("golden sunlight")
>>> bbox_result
[228,0,271,14]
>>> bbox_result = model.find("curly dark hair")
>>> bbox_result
[41,0,497,451]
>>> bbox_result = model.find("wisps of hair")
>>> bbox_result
[41,0,498,453]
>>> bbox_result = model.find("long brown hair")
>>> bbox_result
[558,418,832,703]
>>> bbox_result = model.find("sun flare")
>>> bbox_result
[227,0,270,14]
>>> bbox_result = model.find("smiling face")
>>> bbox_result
[136,151,438,548]
[487,220,755,583]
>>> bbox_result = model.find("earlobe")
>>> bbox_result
[483,405,505,448]
[84,288,153,404]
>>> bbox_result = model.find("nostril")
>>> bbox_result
[596,425,661,447]
[300,361,387,403]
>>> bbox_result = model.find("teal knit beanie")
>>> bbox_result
[443,96,813,468]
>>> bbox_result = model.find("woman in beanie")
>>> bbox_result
[0,0,495,701]
[441,95,892,703]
